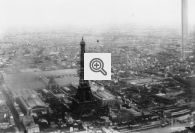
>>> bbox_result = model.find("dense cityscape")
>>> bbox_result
[0,24,195,133]
[0,0,195,132]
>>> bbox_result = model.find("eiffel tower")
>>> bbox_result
[71,38,96,117]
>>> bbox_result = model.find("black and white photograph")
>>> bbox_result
[0,0,195,133]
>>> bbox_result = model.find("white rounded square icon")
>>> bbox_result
[84,53,111,80]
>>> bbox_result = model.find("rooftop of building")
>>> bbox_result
[0,91,6,106]
[126,77,162,85]
[3,69,78,97]
[90,82,115,101]
[18,89,47,110]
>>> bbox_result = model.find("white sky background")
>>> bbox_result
[0,0,195,36]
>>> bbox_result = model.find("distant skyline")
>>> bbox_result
[0,0,195,36]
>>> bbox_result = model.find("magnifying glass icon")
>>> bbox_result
[90,58,107,75]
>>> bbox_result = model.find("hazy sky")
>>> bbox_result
[0,0,194,36]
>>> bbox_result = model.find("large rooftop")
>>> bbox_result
[0,91,6,105]
[90,82,115,101]
[18,89,47,109]
[3,69,79,97]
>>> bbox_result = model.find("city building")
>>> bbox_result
[22,115,40,133]
[16,89,48,115]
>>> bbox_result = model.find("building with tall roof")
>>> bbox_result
[16,89,48,115]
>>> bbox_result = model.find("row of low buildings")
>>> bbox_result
[12,89,49,133]
[15,89,48,116]
[0,90,16,132]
